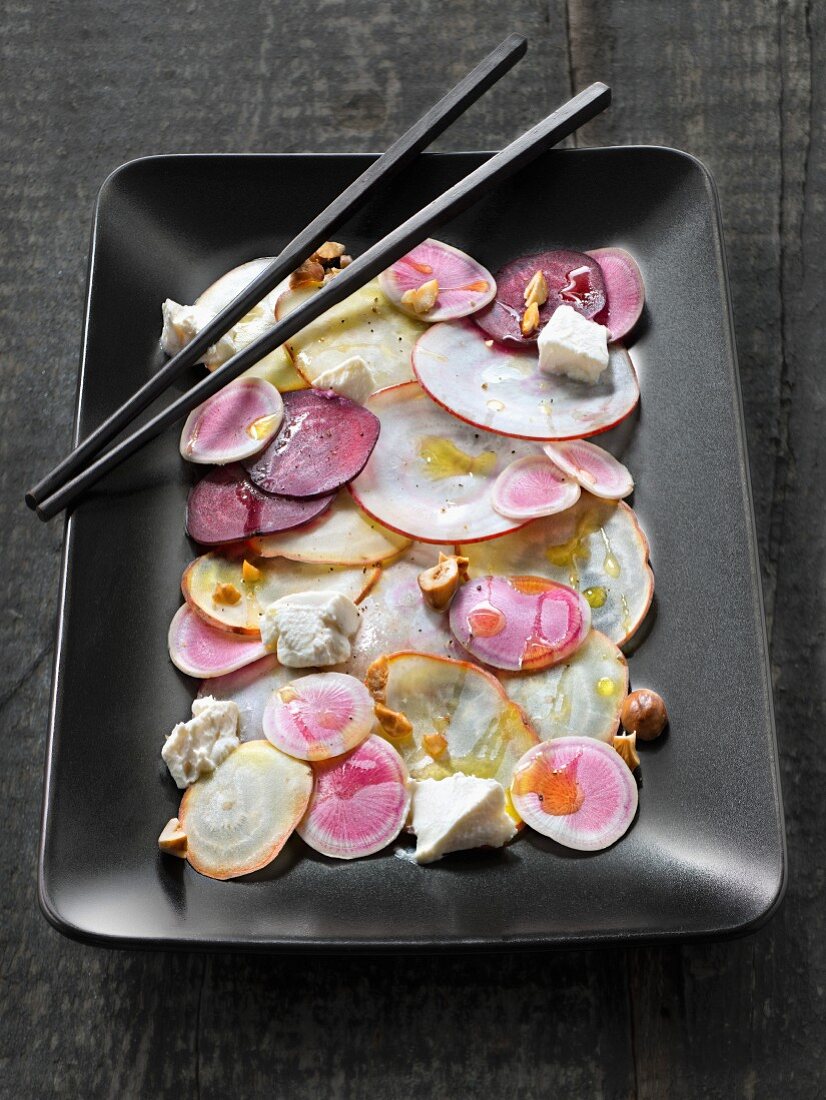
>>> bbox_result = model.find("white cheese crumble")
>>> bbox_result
[259,591,360,668]
[409,774,517,864]
[161,696,240,789]
[537,304,609,384]
[312,355,375,404]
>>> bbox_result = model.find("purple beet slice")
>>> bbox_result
[474,249,606,346]
[245,389,381,497]
[186,464,334,546]
[586,248,645,341]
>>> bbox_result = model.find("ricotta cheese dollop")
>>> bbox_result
[259,590,361,668]
[409,774,517,864]
[537,304,609,384]
[161,696,240,789]
[311,355,375,405]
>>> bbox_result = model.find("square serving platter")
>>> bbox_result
[39,149,786,952]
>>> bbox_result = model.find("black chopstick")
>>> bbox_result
[35,82,610,521]
[25,32,528,511]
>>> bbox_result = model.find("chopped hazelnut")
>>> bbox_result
[418,552,470,612]
[423,731,448,758]
[338,254,353,268]
[242,559,262,583]
[521,301,540,335]
[620,689,668,742]
[158,817,187,858]
[213,582,241,606]
[612,731,640,770]
[374,702,412,739]
[277,685,299,704]
[524,269,549,308]
[401,278,439,316]
[314,240,346,263]
[365,654,389,702]
[289,258,325,288]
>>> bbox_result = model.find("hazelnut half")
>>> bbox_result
[418,552,470,612]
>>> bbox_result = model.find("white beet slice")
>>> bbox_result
[263,672,374,761]
[179,740,312,879]
[449,575,591,672]
[162,258,305,391]
[276,279,426,393]
[510,736,638,850]
[168,605,267,679]
[297,734,410,859]
[179,378,284,465]
[182,552,379,634]
[378,238,496,322]
[491,454,580,520]
[367,652,539,788]
[459,492,654,646]
[543,439,634,500]
[499,630,628,743]
[349,382,538,543]
[413,318,639,441]
[251,491,410,565]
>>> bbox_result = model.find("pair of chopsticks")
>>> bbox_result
[28,34,610,521]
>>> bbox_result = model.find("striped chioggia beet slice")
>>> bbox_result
[510,736,638,850]
[245,389,380,498]
[185,465,335,546]
[263,672,374,761]
[474,249,606,346]
[491,454,581,520]
[448,574,591,672]
[586,247,645,342]
[179,740,312,879]
[378,238,496,322]
[543,439,634,500]
[179,378,283,464]
[168,604,267,678]
[297,735,410,859]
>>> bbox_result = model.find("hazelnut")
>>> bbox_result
[523,269,549,308]
[612,731,640,770]
[289,258,325,288]
[423,731,448,758]
[158,817,187,857]
[365,654,389,702]
[314,240,346,263]
[418,552,470,611]
[620,689,668,741]
[521,301,540,335]
[374,702,412,739]
[401,278,439,315]
[213,582,241,606]
[242,559,262,583]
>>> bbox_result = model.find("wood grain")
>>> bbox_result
[0,0,821,1096]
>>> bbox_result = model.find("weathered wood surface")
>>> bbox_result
[0,0,822,1096]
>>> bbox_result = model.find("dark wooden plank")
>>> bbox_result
[1,0,821,1097]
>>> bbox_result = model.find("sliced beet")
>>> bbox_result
[586,248,645,341]
[186,464,334,546]
[474,249,606,346]
[244,389,380,498]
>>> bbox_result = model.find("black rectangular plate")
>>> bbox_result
[39,150,786,951]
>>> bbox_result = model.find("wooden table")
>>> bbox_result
[1,2,821,1095]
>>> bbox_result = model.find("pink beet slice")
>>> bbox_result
[186,464,334,546]
[511,737,638,850]
[263,672,374,761]
[179,378,284,465]
[378,238,496,322]
[491,455,581,521]
[245,389,380,498]
[168,604,267,678]
[297,734,410,859]
[586,248,645,341]
[474,249,606,346]
[449,574,590,671]
[543,439,634,500]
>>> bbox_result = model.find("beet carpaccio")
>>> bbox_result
[156,237,665,877]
